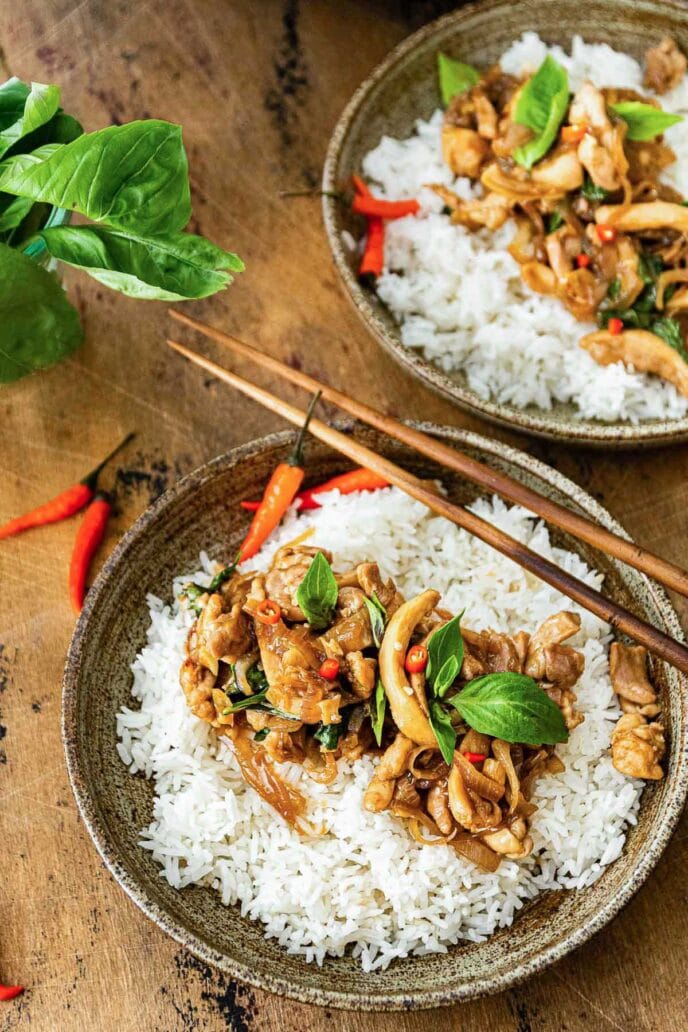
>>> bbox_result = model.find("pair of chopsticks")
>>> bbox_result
[167,310,688,675]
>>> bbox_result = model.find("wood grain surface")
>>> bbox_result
[0,2,686,1029]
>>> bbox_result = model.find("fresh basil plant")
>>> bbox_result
[0,76,243,383]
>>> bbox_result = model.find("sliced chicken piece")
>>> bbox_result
[321,586,374,655]
[450,191,512,230]
[525,612,581,679]
[580,328,688,397]
[344,650,376,700]
[480,824,533,860]
[609,643,657,707]
[595,201,688,234]
[461,627,525,678]
[426,780,454,835]
[473,89,499,139]
[611,712,665,780]
[355,562,404,618]
[531,147,584,192]
[363,733,415,812]
[644,36,687,94]
[442,125,489,179]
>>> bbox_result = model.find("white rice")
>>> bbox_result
[116,488,644,971]
[360,33,688,423]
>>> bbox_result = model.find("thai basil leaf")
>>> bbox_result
[580,176,610,202]
[37,224,244,300]
[207,554,241,593]
[0,82,60,159]
[0,240,83,382]
[363,592,386,648]
[428,699,456,765]
[0,120,191,234]
[296,551,339,630]
[610,100,682,141]
[546,209,564,233]
[607,277,621,301]
[437,53,479,106]
[513,56,569,169]
[638,252,663,284]
[222,689,269,715]
[651,317,688,363]
[371,678,386,747]
[427,612,464,698]
[314,712,348,752]
[246,662,269,693]
[448,672,568,745]
[253,727,270,742]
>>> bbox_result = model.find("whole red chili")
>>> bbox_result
[0,985,24,1002]
[239,394,320,561]
[240,467,389,512]
[352,195,420,219]
[404,644,428,675]
[0,433,133,542]
[575,253,591,269]
[69,491,113,614]
[255,599,282,625]
[608,316,624,336]
[319,658,340,680]
[596,223,618,244]
[463,752,487,764]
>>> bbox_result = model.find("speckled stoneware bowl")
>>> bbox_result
[63,425,688,1010]
[322,0,688,447]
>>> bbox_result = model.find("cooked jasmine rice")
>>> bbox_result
[360,33,688,423]
[116,488,643,971]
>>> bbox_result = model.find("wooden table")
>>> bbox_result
[1,2,686,1029]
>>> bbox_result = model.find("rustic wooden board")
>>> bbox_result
[0,2,686,1029]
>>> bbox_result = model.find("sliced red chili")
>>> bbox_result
[352,194,420,219]
[596,223,617,244]
[404,644,428,674]
[0,985,24,1002]
[463,752,487,764]
[255,599,282,625]
[608,317,624,336]
[359,215,384,280]
[575,252,591,268]
[319,658,340,680]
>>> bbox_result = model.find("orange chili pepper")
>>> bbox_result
[0,985,24,1002]
[0,433,133,541]
[608,317,624,336]
[561,123,587,143]
[319,658,340,680]
[404,644,428,674]
[596,223,618,244]
[255,599,282,625]
[69,491,113,614]
[239,393,321,561]
[240,467,390,512]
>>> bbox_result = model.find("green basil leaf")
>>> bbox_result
[428,699,456,765]
[513,56,569,169]
[0,240,83,382]
[37,224,244,300]
[610,100,682,141]
[607,276,621,301]
[296,551,339,630]
[580,176,610,202]
[314,714,348,752]
[638,252,663,284]
[363,592,386,648]
[0,79,30,132]
[371,678,386,747]
[246,661,269,693]
[435,655,460,698]
[0,120,191,234]
[253,727,270,742]
[546,209,564,234]
[651,317,688,363]
[449,672,568,745]
[0,82,60,160]
[427,612,464,698]
[208,555,241,593]
[437,53,480,106]
[0,194,33,234]
[222,689,268,715]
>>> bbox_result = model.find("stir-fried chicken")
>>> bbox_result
[179,543,663,868]
[432,38,688,393]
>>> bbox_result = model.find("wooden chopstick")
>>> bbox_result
[167,336,688,675]
[169,309,688,600]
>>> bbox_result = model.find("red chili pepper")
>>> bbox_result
[463,752,487,764]
[0,433,133,542]
[359,215,384,279]
[239,393,320,561]
[608,317,624,336]
[319,658,340,680]
[596,223,617,244]
[575,253,591,268]
[0,985,24,1002]
[561,123,587,143]
[404,644,428,675]
[240,467,389,513]
[352,174,371,197]
[352,195,420,219]
[255,599,282,625]
[69,491,113,614]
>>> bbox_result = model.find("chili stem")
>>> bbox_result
[287,390,322,467]
[81,432,136,489]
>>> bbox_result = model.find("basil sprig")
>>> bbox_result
[448,672,568,746]
[363,592,386,648]
[513,56,570,170]
[580,176,610,202]
[371,678,386,747]
[424,612,465,760]
[314,712,349,752]
[437,53,480,106]
[296,552,339,630]
[610,100,682,141]
[653,317,688,362]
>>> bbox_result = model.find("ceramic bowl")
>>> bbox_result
[62,424,688,1009]
[322,0,688,447]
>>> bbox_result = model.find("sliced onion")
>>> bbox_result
[656,269,688,309]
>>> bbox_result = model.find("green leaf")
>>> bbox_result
[0,120,191,234]
[371,678,386,747]
[0,194,33,233]
[0,79,30,132]
[314,716,348,752]
[222,689,269,715]
[449,672,568,746]
[363,592,386,648]
[428,699,456,765]
[246,662,269,693]
[513,56,569,169]
[651,317,688,363]
[427,612,464,698]
[0,240,83,383]
[607,277,621,301]
[610,100,682,141]
[207,555,241,593]
[546,209,564,234]
[0,82,60,160]
[253,727,270,742]
[295,551,339,630]
[437,52,480,107]
[580,176,610,202]
[638,252,663,285]
[37,224,244,300]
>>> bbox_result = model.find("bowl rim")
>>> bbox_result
[321,0,688,447]
[62,423,688,1010]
